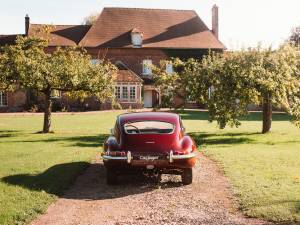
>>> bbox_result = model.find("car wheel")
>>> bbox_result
[181,168,193,185]
[106,168,118,185]
[155,173,162,183]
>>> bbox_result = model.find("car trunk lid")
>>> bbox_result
[122,133,177,154]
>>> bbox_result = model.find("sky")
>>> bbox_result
[1,0,300,50]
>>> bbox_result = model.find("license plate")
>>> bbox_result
[140,156,159,161]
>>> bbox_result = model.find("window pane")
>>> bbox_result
[51,90,61,99]
[124,121,174,134]
[166,63,173,74]
[132,33,142,46]
[91,59,100,65]
[0,92,8,106]
[115,86,121,100]
[129,86,136,101]
[122,86,128,100]
[143,60,152,75]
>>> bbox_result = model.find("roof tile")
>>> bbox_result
[80,7,225,49]
[0,35,19,45]
[29,24,91,46]
[116,69,143,83]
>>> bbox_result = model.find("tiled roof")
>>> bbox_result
[0,35,19,46]
[116,69,143,83]
[79,7,225,49]
[28,24,91,46]
[0,7,225,49]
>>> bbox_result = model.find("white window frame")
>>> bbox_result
[129,86,136,101]
[208,86,214,99]
[166,63,173,74]
[142,60,152,75]
[122,86,128,101]
[131,33,143,47]
[91,59,100,65]
[114,84,138,103]
[51,90,62,99]
[0,91,8,107]
[115,86,121,100]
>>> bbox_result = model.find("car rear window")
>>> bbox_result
[124,121,174,134]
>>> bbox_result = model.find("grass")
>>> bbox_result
[0,110,299,224]
[0,112,115,225]
[181,110,300,223]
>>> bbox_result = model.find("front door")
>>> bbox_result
[144,91,152,108]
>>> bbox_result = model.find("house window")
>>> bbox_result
[115,86,121,100]
[91,59,100,65]
[130,86,136,101]
[131,28,143,47]
[0,91,8,106]
[142,60,152,75]
[166,63,173,74]
[122,86,128,100]
[115,85,137,102]
[208,86,214,99]
[131,33,143,47]
[51,90,61,99]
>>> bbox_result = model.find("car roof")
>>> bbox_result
[118,112,180,125]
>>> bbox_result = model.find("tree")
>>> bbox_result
[152,59,181,108]
[0,36,117,133]
[82,13,99,25]
[153,45,300,133]
[288,26,300,46]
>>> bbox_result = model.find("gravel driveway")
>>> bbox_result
[30,153,272,225]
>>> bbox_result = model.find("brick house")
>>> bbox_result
[0,6,225,112]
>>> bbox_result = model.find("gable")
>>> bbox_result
[115,61,143,83]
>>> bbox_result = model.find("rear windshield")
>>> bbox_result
[124,121,174,134]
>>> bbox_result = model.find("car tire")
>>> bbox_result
[155,173,162,183]
[181,168,193,185]
[106,168,118,185]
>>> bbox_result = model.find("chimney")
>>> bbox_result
[212,4,219,39]
[25,14,30,36]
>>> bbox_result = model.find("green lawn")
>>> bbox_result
[0,110,299,224]
[182,110,300,223]
[0,112,116,225]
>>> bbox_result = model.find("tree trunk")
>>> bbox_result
[262,93,272,133]
[43,90,52,133]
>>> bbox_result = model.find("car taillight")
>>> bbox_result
[183,149,191,154]
[192,144,196,151]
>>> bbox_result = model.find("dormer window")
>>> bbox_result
[131,28,143,47]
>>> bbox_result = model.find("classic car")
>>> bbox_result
[102,112,197,185]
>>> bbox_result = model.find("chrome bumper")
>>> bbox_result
[102,151,196,164]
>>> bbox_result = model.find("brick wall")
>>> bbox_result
[0,90,27,112]
[86,48,168,76]
[85,48,208,75]
[2,47,210,112]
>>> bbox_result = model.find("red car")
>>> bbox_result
[102,112,197,185]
